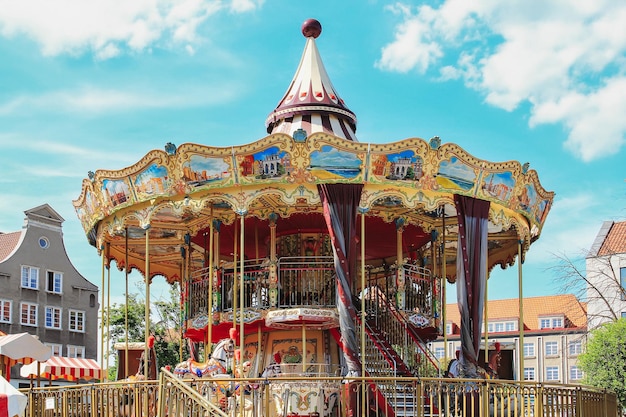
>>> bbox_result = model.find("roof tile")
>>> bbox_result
[598,221,626,255]
[445,294,587,331]
[0,231,22,263]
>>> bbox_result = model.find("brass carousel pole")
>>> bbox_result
[204,230,209,353]
[143,225,151,417]
[208,215,215,349]
[239,213,245,375]
[484,272,489,359]
[396,220,404,310]
[360,210,366,413]
[239,213,245,417]
[125,227,129,379]
[144,225,151,380]
[233,220,238,339]
[302,325,306,375]
[441,210,447,365]
[518,239,524,381]
[100,244,106,378]
[106,243,111,379]
[269,215,277,307]
[179,251,184,363]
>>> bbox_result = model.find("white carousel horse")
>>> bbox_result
[173,338,235,378]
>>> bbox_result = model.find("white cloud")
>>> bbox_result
[0,0,262,58]
[377,1,626,162]
[0,83,240,115]
[531,77,626,161]
[376,3,443,73]
[230,0,263,13]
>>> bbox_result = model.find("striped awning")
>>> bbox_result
[20,357,102,381]
[0,333,51,367]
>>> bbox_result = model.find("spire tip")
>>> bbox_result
[302,18,322,39]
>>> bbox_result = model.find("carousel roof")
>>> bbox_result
[265,19,358,141]
[72,19,554,283]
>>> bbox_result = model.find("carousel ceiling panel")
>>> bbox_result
[75,134,552,237]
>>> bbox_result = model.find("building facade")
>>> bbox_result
[0,205,99,363]
[432,294,587,384]
[586,220,626,329]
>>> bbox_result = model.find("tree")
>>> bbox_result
[104,282,186,378]
[578,318,626,410]
[152,284,185,368]
[549,250,626,329]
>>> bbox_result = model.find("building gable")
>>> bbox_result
[24,204,64,231]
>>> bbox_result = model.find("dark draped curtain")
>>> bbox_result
[454,194,490,377]
[318,183,363,377]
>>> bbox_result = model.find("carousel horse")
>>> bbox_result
[173,338,236,379]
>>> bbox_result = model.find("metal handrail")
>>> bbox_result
[157,367,227,417]
[21,376,620,417]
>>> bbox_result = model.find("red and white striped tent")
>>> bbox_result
[20,357,102,382]
[0,375,27,417]
[0,333,51,380]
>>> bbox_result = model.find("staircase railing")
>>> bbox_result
[157,367,227,417]
[358,319,398,377]
[363,282,441,376]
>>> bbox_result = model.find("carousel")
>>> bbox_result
[73,18,553,417]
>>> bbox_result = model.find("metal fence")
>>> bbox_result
[22,372,620,417]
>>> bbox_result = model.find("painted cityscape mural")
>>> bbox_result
[371,150,424,181]
[240,146,292,180]
[182,155,231,187]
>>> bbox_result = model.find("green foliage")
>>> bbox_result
[103,282,186,376]
[579,318,626,409]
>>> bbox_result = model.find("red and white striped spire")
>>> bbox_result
[265,19,358,142]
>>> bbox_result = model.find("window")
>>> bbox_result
[67,345,85,359]
[523,342,535,357]
[505,321,516,332]
[568,340,582,356]
[46,271,62,294]
[622,311,626,319]
[545,341,558,356]
[69,310,85,333]
[570,366,583,380]
[20,302,37,326]
[445,323,452,335]
[21,266,39,289]
[44,343,62,356]
[546,366,560,381]
[494,322,504,332]
[434,347,445,359]
[45,306,62,329]
[487,323,494,332]
[621,267,626,301]
[524,368,533,380]
[0,299,11,323]
[540,316,564,329]
[38,236,49,249]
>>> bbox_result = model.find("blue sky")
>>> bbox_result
[0,1,625,305]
